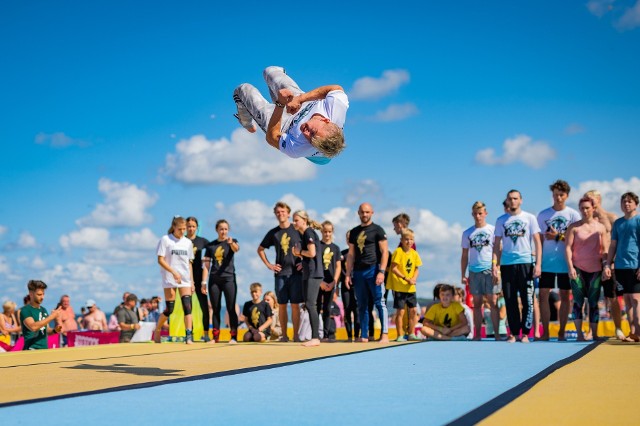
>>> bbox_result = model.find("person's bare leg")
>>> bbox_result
[559,289,571,340]
[278,304,289,342]
[539,288,550,341]
[488,295,500,341]
[608,297,624,339]
[291,303,300,342]
[473,295,483,340]
[154,288,175,343]
[408,307,418,338]
[396,309,405,339]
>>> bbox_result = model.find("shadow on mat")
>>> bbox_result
[64,363,184,377]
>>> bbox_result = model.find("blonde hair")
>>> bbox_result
[263,291,279,310]
[321,220,334,241]
[3,300,16,314]
[312,123,345,158]
[584,190,601,201]
[401,228,415,239]
[471,201,486,212]
[168,216,186,234]
[293,210,322,230]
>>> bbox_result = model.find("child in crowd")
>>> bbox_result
[264,291,282,341]
[420,284,470,340]
[386,229,422,341]
[484,292,508,340]
[242,283,272,342]
[454,287,474,340]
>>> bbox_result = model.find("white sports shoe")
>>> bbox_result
[616,328,626,340]
[233,94,256,133]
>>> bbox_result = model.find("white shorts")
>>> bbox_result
[162,281,192,289]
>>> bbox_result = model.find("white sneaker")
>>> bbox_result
[233,94,256,133]
[616,328,626,340]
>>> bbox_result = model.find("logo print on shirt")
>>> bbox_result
[214,246,224,266]
[285,101,318,133]
[443,313,452,328]
[280,233,290,255]
[504,220,527,244]
[405,259,413,275]
[545,216,570,239]
[469,231,492,253]
[251,306,260,328]
[357,231,366,253]
[323,246,333,270]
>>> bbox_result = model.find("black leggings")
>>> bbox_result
[501,264,534,336]
[304,277,322,340]
[317,287,334,337]
[194,285,210,331]
[340,283,360,339]
[209,275,238,334]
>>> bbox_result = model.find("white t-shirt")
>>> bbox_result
[279,90,349,164]
[495,211,541,266]
[461,224,495,272]
[156,234,194,288]
[537,206,581,273]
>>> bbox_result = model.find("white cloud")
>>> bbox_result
[0,226,7,238]
[475,134,556,169]
[42,262,111,291]
[587,0,615,17]
[60,227,111,250]
[31,256,46,270]
[0,256,10,275]
[344,179,384,205]
[371,103,419,122]
[18,232,37,248]
[162,129,316,185]
[122,228,159,250]
[349,69,410,101]
[35,132,89,148]
[77,178,158,228]
[616,0,640,29]
[569,176,640,212]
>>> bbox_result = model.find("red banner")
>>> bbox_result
[67,331,120,347]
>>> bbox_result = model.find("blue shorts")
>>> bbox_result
[275,273,303,304]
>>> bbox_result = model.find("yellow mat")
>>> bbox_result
[480,340,640,425]
[0,341,405,406]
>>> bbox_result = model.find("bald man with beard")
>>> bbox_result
[345,203,389,343]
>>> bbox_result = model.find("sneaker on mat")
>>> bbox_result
[396,336,407,342]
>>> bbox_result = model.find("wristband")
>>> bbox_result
[275,101,286,108]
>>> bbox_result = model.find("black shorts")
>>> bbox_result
[539,272,570,290]
[601,277,619,298]
[393,291,417,310]
[615,268,640,294]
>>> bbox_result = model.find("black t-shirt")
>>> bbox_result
[242,300,272,329]
[190,236,209,287]
[320,241,342,283]
[260,224,301,276]
[301,227,323,280]
[339,248,349,284]
[204,238,238,279]
[348,223,387,270]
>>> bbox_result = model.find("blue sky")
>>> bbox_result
[1,1,639,313]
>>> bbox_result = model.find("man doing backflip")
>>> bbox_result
[233,66,348,165]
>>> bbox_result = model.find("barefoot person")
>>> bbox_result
[291,210,324,347]
[461,201,499,340]
[233,66,348,165]
[604,192,640,342]
[492,190,542,343]
[565,196,608,341]
[585,189,625,340]
[257,201,303,342]
[154,216,195,344]
[537,180,580,341]
[345,203,390,343]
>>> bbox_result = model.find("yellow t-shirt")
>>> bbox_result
[386,247,422,293]
[425,302,464,328]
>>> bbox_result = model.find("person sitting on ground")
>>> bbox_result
[263,291,282,341]
[420,284,470,341]
[242,283,273,342]
[82,300,108,331]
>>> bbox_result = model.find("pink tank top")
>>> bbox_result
[572,227,602,273]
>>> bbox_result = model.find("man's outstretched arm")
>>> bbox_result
[287,85,344,114]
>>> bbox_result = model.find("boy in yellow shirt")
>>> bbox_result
[420,284,470,340]
[387,229,422,341]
